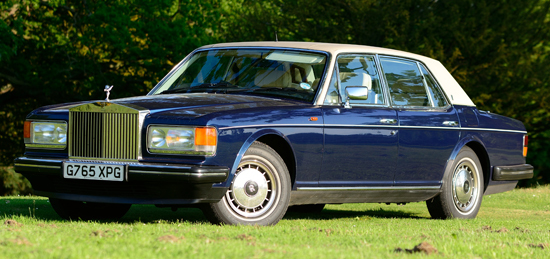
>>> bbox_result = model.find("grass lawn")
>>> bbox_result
[1,186,549,258]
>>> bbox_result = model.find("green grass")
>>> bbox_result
[1,186,550,258]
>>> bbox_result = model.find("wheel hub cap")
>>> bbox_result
[244,180,259,196]
[232,168,269,209]
[454,166,473,204]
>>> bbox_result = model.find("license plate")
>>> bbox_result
[63,162,125,182]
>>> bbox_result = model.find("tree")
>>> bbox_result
[0,0,223,166]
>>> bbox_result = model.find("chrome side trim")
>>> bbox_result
[296,186,441,191]
[219,124,320,130]
[399,125,458,130]
[461,127,527,134]
[220,124,526,134]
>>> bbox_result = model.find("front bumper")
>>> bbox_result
[14,157,229,204]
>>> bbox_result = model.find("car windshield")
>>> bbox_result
[149,49,328,102]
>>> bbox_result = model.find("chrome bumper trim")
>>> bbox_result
[493,164,534,181]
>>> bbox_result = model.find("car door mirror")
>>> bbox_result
[346,86,369,100]
[344,86,369,108]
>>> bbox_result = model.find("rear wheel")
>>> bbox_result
[50,198,131,220]
[202,142,291,226]
[427,146,484,219]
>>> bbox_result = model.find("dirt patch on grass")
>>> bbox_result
[1,237,32,246]
[37,223,58,228]
[4,219,22,227]
[495,227,508,233]
[91,229,120,237]
[529,243,549,249]
[395,242,438,255]
[236,234,255,241]
[308,227,335,236]
[481,225,492,231]
[479,226,509,233]
[158,235,185,243]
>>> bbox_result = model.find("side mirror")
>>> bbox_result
[344,86,369,108]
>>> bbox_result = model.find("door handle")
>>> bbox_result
[443,121,459,126]
[380,119,397,124]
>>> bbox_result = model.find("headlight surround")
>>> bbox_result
[24,120,67,149]
[147,125,217,156]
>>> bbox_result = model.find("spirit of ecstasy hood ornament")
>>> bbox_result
[104,85,114,101]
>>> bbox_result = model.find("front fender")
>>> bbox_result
[215,128,295,188]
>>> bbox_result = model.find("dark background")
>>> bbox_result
[2,0,549,195]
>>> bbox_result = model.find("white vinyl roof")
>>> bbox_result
[200,42,475,107]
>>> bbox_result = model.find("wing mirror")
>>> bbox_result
[344,86,369,108]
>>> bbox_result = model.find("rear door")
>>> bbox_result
[379,57,460,186]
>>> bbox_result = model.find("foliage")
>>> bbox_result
[2,0,550,192]
[0,167,32,196]
[0,0,222,164]
[1,186,550,258]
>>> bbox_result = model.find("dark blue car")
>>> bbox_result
[14,42,533,225]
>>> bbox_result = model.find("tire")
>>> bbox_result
[287,204,325,213]
[427,146,484,219]
[50,198,131,220]
[202,142,291,226]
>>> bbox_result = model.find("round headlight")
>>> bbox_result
[151,129,167,147]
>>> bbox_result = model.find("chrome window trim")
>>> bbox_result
[378,55,453,110]
[323,53,392,108]
[416,62,436,107]
[418,62,453,107]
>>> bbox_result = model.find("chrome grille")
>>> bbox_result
[69,111,139,161]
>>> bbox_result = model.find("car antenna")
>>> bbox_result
[275,31,278,42]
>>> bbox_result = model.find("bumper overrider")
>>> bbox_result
[14,157,229,204]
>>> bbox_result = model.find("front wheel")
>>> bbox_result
[50,198,131,220]
[202,142,291,226]
[427,146,484,219]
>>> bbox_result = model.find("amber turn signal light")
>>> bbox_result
[195,127,217,146]
[24,121,31,139]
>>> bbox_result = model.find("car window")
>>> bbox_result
[151,49,327,103]
[337,55,385,105]
[420,64,448,107]
[380,57,431,107]
[323,69,341,105]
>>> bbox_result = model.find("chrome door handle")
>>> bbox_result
[380,119,397,124]
[443,121,459,126]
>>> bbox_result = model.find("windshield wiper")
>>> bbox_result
[250,87,300,93]
[160,81,242,94]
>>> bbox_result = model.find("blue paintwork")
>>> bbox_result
[321,106,397,186]
[394,106,460,186]
[23,95,528,192]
